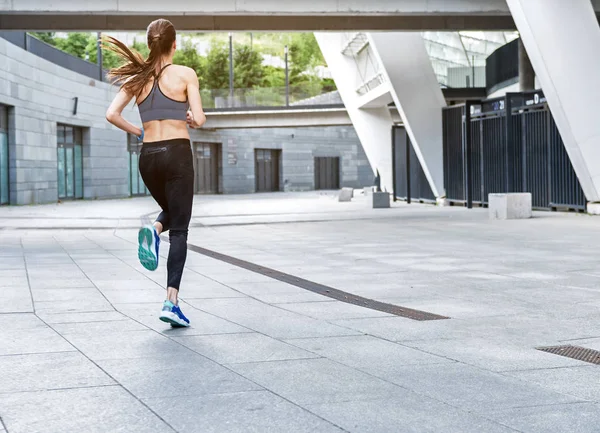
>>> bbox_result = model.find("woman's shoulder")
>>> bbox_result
[171,64,196,78]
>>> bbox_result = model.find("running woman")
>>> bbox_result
[105,19,206,327]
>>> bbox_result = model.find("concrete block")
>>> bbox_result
[372,191,390,208]
[338,187,353,202]
[587,203,600,215]
[489,193,532,220]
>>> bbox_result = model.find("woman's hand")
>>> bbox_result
[187,109,201,129]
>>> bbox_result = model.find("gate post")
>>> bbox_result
[464,102,475,209]
[504,93,519,193]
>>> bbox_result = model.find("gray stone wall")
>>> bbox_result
[190,127,372,194]
[0,37,134,205]
[0,37,371,205]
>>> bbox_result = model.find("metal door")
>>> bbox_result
[314,157,340,190]
[195,142,220,194]
[255,149,280,192]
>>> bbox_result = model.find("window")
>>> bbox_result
[57,124,84,200]
[0,105,9,205]
[128,134,150,197]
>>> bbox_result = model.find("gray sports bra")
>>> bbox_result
[138,64,188,123]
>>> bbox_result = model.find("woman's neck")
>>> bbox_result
[160,54,174,67]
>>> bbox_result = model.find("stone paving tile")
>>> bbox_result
[30,287,108,303]
[287,335,451,375]
[0,386,171,433]
[484,402,600,433]
[0,352,115,393]
[28,278,96,290]
[92,279,162,291]
[305,395,519,433]
[0,313,46,330]
[36,310,128,324]
[97,356,261,398]
[191,298,362,339]
[507,366,600,402]
[34,298,115,314]
[116,301,252,336]
[277,300,393,320]
[63,329,191,361]
[367,362,583,413]
[255,290,331,304]
[228,358,402,405]
[173,332,320,364]
[403,337,588,372]
[0,287,33,313]
[0,327,74,356]
[100,288,167,304]
[143,391,345,433]
[52,318,148,336]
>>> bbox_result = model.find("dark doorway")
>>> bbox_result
[128,134,150,197]
[57,124,83,200]
[194,142,220,194]
[314,157,340,190]
[255,149,281,192]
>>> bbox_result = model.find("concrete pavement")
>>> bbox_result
[1,192,600,432]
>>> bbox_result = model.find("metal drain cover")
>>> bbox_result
[537,345,600,365]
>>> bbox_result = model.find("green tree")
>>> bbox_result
[233,44,263,88]
[131,38,150,58]
[205,40,229,90]
[261,65,285,88]
[86,38,124,70]
[54,33,91,59]
[30,32,56,45]
[173,38,206,88]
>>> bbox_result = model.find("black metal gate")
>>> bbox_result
[442,90,587,211]
[392,126,435,203]
[442,105,465,203]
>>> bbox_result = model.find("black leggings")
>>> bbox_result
[139,138,194,290]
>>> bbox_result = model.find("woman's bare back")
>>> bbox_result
[137,64,191,142]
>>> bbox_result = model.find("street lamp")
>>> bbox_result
[285,45,289,107]
[97,32,103,81]
[229,33,234,100]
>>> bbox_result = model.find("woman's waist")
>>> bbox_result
[142,121,190,143]
[142,137,190,148]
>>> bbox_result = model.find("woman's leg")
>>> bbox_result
[139,148,170,271]
[163,145,194,304]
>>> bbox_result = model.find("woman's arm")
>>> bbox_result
[185,69,206,129]
[106,88,143,138]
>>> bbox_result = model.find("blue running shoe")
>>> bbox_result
[138,225,160,271]
[159,300,190,328]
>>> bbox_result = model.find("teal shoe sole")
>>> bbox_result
[138,227,158,271]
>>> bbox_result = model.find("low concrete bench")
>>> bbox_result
[372,191,390,208]
[489,193,532,220]
[338,187,354,202]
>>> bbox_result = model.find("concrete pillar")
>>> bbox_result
[507,0,600,202]
[518,38,535,92]
[315,33,394,192]
[368,32,447,198]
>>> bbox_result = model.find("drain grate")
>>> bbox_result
[169,239,449,321]
[537,345,600,365]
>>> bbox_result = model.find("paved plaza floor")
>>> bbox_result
[2,191,600,432]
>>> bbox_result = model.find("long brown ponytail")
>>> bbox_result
[104,19,177,99]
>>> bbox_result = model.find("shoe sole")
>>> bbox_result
[159,311,190,328]
[138,227,158,271]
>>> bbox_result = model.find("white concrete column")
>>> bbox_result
[507,0,600,202]
[315,32,394,192]
[369,32,447,198]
